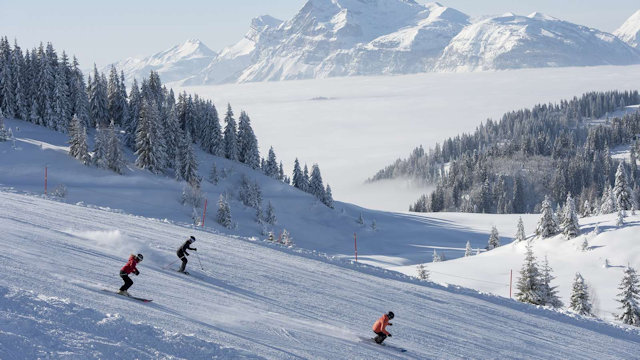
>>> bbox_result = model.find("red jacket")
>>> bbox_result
[372,314,391,335]
[121,255,139,274]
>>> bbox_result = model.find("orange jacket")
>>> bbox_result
[372,314,390,335]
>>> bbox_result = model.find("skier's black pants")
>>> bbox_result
[119,271,133,291]
[177,250,188,272]
[374,331,387,344]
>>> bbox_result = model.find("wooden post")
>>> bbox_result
[201,199,208,227]
[354,232,358,262]
[44,166,47,195]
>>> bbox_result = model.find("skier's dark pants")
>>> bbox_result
[374,331,387,344]
[177,250,188,272]
[119,270,133,291]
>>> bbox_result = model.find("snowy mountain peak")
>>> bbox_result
[251,15,283,30]
[614,9,640,49]
[435,12,640,71]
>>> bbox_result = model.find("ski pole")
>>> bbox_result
[195,251,204,270]
[163,258,180,270]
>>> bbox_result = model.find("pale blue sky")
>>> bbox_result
[2,0,638,67]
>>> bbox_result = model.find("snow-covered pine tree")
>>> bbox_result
[106,121,125,174]
[124,80,140,148]
[600,185,616,214]
[92,125,109,169]
[278,161,285,181]
[0,107,9,141]
[52,62,70,132]
[300,164,309,190]
[432,249,441,263]
[217,194,232,229]
[617,208,625,226]
[237,111,260,169]
[616,266,640,326]
[200,102,223,156]
[265,201,276,225]
[561,193,580,239]
[357,213,364,225]
[465,240,473,257]
[581,200,591,217]
[487,226,500,250]
[569,273,593,316]
[107,66,127,126]
[515,243,543,305]
[208,163,219,184]
[181,183,203,208]
[281,229,293,247]
[371,219,377,231]
[540,256,563,308]
[536,195,559,238]
[292,158,304,190]
[88,65,108,128]
[134,99,162,173]
[181,131,200,187]
[309,164,326,202]
[324,184,334,208]
[515,217,526,242]
[581,238,589,252]
[614,162,635,211]
[417,264,430,280]
[223,103,238,161]
[264,146,279,178]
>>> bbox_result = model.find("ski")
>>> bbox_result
[101,289,153,302]
[359,336,407,353]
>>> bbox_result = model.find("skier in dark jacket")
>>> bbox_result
[118,253,143,296]
[177,236,197,273]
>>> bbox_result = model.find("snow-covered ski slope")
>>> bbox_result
[2,191,640,359]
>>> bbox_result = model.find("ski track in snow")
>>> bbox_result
[1,191,640,359]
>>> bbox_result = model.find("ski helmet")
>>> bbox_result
[387,311,394,319]
[136,253,144,261]
[190,235,196,242]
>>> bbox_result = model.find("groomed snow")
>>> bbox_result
[2,191,640,359]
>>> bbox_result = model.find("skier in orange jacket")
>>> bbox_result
[372,311,394,344]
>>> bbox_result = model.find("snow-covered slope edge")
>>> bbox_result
[2,190,640,359]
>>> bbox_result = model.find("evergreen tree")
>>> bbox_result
[487,226,500,250]
[581,200,591,217]
[52,62,70,131]
[88,65,108,127]
[432,249,441,263]
[309,164,326,201]
[617,266,640,326]
[265,201,276,225]
[92,125,109,169]
[237,111,260,169]
[223,103,238,161]
[125,80,141,148]
[107,65,127,126]
[217,194,232,229]
[134,99,162,173]
[176,130,200,187]
[292,158,304,190]
[371,219,377,231]
[464,240,473,257]
[515,217,526,242]
[515,243,543,305]
[357,213,364,225]
[540,256,563,308]
[536,195,559,238]
[264,146,279,178]
[561,193,580,238]
[600,185,616,214]
[201,102,223,156]
[513,175,525,213]
[106,121,125,174]
[209,163,219,184]
[569,273,593,316]
[68,115,90,164]
[581,238,589,251]
[0,107,8,141]
[281,229,293,247]
[417,264,430,280]
[303,164,310,192]
[614,162,635,211]
[617,208,625,226]
[324,184,334,208]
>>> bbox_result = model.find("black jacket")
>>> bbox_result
[177,240,196,256]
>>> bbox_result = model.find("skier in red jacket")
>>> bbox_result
[372,311,394,344]
[118,253,143,296]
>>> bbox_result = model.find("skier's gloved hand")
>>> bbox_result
[388,323,393,326]
[134,270,140,276]
[193,248,197,251]
[387,334,392,337]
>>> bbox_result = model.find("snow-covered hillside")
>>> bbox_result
[114,1,640,84]
[2,190,640,359]
[436,12,640,71]
[615,10,640,49]
[110,39,217,84]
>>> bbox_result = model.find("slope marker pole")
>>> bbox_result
[509,269,513,298]
[201,199,208,227]
[354,232,358,262]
